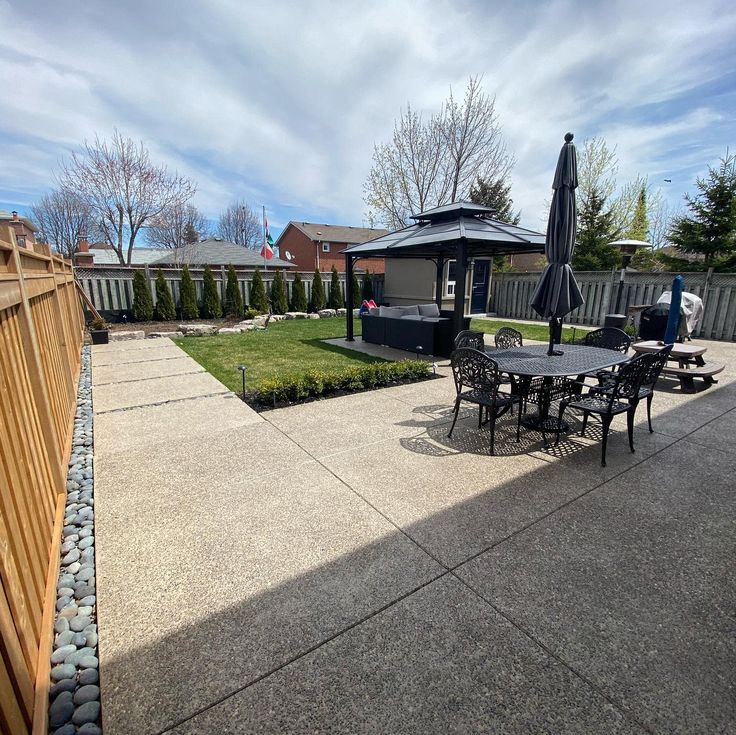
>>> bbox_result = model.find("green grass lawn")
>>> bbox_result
[470,317,591,343]
[174,318,383,393]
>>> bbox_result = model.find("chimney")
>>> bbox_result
[74,235,95,266]
[11,211,19,220]
[78,235,90,252]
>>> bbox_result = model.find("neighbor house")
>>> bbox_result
[0,210,37,248]
[275,222,388,273]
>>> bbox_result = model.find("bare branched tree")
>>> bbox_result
[58,130,196,264]
[216,201,261,248]
[146,203,210,249]
[31,188,95,259]
[364,76,514,229]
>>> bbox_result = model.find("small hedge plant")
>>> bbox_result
[179,265,199,320]
[250,360,430,406]
[154,269,176,321]
[132,270,154,321]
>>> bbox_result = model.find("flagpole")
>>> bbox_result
[262,206,267,272]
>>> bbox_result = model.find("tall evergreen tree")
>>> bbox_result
[469,176,520,224]
[289,271,308,312]
[670,151,736,265]
[132,269,154,321]
[627,186,649,241]
[224,264,244,318]
[201,264,222,318]
[179,264,199,319]
[154,269,176,320]
[351,271,361,308]
[249,266,269,313]
[572,189,620,271]
[361,271,374,301]
[310,269,325,311]
[328,265,344,309]
[270,270,289,314]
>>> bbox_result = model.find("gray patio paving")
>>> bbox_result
[91,336,736,734]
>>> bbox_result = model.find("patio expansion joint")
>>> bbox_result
[92,369,205,386]
[157,570,451,735]
[91,354,187,367]
[93,390,232,415]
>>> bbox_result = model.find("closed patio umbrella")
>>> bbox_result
[530,133,584,355]
[663,274,684,344]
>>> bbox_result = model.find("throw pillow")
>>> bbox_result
[418,303,440,317]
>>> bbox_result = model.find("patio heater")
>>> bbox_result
[607,239,651,327]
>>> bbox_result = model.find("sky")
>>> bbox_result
[1,0,735,241]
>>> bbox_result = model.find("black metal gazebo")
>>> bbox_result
[343,201,546,342]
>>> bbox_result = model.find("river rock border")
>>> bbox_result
[48,346,102,735]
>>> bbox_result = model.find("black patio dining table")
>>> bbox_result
[487,343,631,432]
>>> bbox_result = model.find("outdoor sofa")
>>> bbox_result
[361,303,470,357]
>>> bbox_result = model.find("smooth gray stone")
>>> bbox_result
[83,623,97,634]
[78,537,94,550]
[67,491,80,502]
[56,586,74,597]
[65,646,94,666]
[59,606,79,620]
[73,684,100,705]
[62,526,77,538]
[77,606,93,617]
[78,595,96,607]
[75,585,96,600]
[49,690,75,727]
[70,615,91,632]
[78,667,99,685]
[76,567,94,581]
[85,631,98,648]
[72,700,100,725]
[72,632,87,647]
[77,723,102,735]
[78,528,93,540]
[60,540,76,554]
[54,617,70,634]
[79,655,99,669]
[61,549,80,565]
[80,548,95,560]
[50,663,76,681]
[55,596,72,611]
[57,574,75,588]
[51,644,76,664]
[54,630,74,648]
[49,678,76,698]
[66,561,81,575]
[52,724,76,735]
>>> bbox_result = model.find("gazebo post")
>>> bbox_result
[452,239,468,338]
[345,253,354,342]
[435,256,445,309]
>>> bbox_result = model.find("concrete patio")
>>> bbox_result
[91,336,736,734]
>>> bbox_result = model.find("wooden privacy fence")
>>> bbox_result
[75,265,385,316]
[0,226,84,735]
[490,270,736,341]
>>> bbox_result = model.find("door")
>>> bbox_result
[470,260,490,313]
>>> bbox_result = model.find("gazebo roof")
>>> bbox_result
[345,201,546,260]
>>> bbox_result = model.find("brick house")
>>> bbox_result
[275,222,388,274]
[0,210,37,248]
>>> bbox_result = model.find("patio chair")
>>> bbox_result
[575,327,632,388]
[448,348,520,455]
[494,327,523,350]
[590,344,672,433]
[556,352,658,467]
[454,330,485,350]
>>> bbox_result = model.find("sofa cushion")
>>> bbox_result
[379,306,404,318]
[418,303,440,317]
[396,305,420,317]
[400,314,424,321]
[421,317,443,323]
[368,307,380,316]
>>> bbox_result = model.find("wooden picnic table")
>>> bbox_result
[632,340,723,392]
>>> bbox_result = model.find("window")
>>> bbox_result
[445,260,456,297]
[16,235,26,247]
[322,242,331,252]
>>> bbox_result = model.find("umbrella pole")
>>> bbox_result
[547,317,563,356]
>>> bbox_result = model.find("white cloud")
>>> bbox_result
[1,0,734,231]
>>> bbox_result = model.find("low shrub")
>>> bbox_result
[249,359,431,406]
[244,307,263,319]
[132,270,154,322]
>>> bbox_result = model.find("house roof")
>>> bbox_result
[151,239,294,268]
[0,210,38,232]
[89,247,163,265]
[280,222,389,245]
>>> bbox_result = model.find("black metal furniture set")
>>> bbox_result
[448,327,672,466]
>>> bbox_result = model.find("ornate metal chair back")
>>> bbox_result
[450,348,502,398]
[635,344,673,392]
[494,327,523,350]
[582,327,631,353]
[609,353,657,404]
[454,330,485,351]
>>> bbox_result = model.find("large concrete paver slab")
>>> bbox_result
[686,406,736,454]
[95,422,311,509]
[456,440,736,734]
[91,337,179,352]
[94,393,262,456]
[96,461,442,735]
[91,344,185,366]
[168,576,639,735]
[92,355,204,384]
[93,371,229,412]
[266,390,429,459]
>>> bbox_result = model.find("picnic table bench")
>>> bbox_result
[632,340,724,393]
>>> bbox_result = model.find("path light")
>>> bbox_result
[237,364,247,399]
[610,240,652,315]
[432,362,438,375]
[415,345,424,360]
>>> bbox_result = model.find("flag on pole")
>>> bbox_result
[261,208,274,262]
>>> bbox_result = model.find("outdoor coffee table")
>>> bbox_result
[488,344,631,434]
[632,340,723,392]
